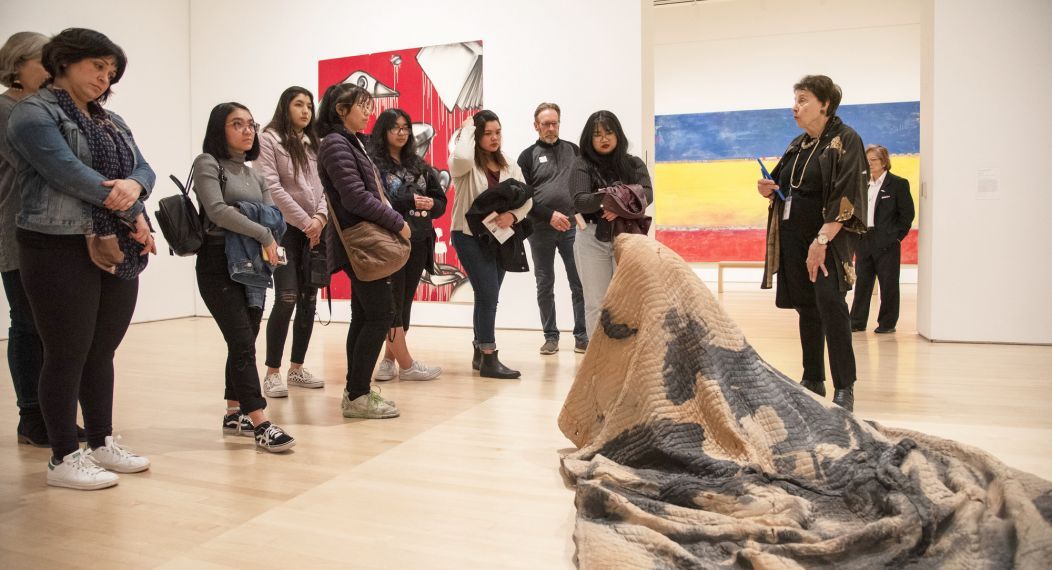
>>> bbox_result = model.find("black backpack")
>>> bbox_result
[154,165,204,256]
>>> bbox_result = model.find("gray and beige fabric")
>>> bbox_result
[559,234,1052,569]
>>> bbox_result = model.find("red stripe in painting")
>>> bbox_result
[656,228,919,264]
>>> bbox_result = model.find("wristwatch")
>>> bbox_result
[815,233,831,246]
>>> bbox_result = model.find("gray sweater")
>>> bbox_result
[192,152,275,246]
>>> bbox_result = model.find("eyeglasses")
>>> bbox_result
[356,102,374,114]
[227,120,260,133]
[388,125,412,135]
[592,130,616,141]
[538,121,560,129]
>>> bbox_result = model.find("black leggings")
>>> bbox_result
[389,240,429,330]
[196,241,267,414]
[344,266,394,400]
[17,229,138,460]
[265,227,319,367]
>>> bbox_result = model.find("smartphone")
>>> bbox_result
[275,246,288,266]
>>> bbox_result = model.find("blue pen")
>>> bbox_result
[756,158,785,200]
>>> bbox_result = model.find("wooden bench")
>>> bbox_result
[717,261,764,294]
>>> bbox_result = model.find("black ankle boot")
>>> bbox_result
[832,387,854,412]
[480,350,520,379]
[472,345,481,371]
[800,378,826,397]
[16,414,49,447]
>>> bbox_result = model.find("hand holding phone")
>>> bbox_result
[756,158,785,200]
[275,246,288,266]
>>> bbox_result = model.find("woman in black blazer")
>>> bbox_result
[850,144,915,334]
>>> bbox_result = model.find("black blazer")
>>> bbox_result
[867,171,915,250]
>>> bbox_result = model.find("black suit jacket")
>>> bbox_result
[867,171,915,250]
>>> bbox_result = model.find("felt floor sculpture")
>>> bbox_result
[558,234,1052,569]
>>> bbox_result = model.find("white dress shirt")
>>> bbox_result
[866,171,886,228]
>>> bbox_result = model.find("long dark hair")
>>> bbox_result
[370,108,426,178]
[264,86,319,176]
[315,83,372,138]
[202,102,260,161]
[579,110,633,183]
[472,109,507,171]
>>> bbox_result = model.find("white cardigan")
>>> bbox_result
[448,118,532,235]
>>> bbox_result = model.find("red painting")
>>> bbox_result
[318,41,483,301]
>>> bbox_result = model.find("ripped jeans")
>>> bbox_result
[265,227,318,368]
[196,240,266,414]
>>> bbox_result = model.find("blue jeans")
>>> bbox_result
[527,223,587,343]
[2,270,43,416]
[451,231,504,350]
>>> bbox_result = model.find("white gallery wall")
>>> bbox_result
[918,0,1052,343]
[187,0,649,331]
[0,0,197,338]
[653,0,922,115]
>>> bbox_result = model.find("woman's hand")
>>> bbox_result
[131,213,156,255]
[806,241,829,282]
[494,212,516,229]
[263,240,279,266]
[414,195,434,211]
[757,179,779,200]
[304,217,324,246]
[399,222,412,240]
[601,210,619,222]
[103,179,142,211]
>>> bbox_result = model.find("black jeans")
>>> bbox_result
[196,241,267,414]
[344,266,394,400]
[851,235,902,330]
[265,227,318,367]
[526,223,587,343]
[2,269,43,417]
[17,229,138,460]
[779,226,856,390]
[390,240,429,330]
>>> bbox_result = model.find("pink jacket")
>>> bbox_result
[254,129,327,231]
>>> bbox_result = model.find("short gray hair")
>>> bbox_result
[0,32,49,88]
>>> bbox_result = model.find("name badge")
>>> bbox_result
[782,196,792,220]
[538,155,548,164]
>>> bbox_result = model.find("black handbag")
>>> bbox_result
[154,165,204,256]
[304,242,330,289]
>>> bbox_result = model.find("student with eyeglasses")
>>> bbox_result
[368,108,446,382]
[569,110,653,338]
[193,102,296,452]
[316,83,409,419]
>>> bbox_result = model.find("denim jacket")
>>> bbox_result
[226,201,286,309]
[5,89,154,235]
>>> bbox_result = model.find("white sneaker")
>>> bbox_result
[342,389,400,419]
[89,435,150,473]
[47,448,119,490]
[374,359,396,382]
[399,360,442,381]
[263,371,288,398]
[287,367,324,388]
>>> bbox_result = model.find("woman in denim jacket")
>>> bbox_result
[6,29,155,490]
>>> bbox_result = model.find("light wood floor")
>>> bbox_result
[0,285,1050,568]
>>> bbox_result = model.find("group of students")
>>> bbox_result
[0,28,654,491]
